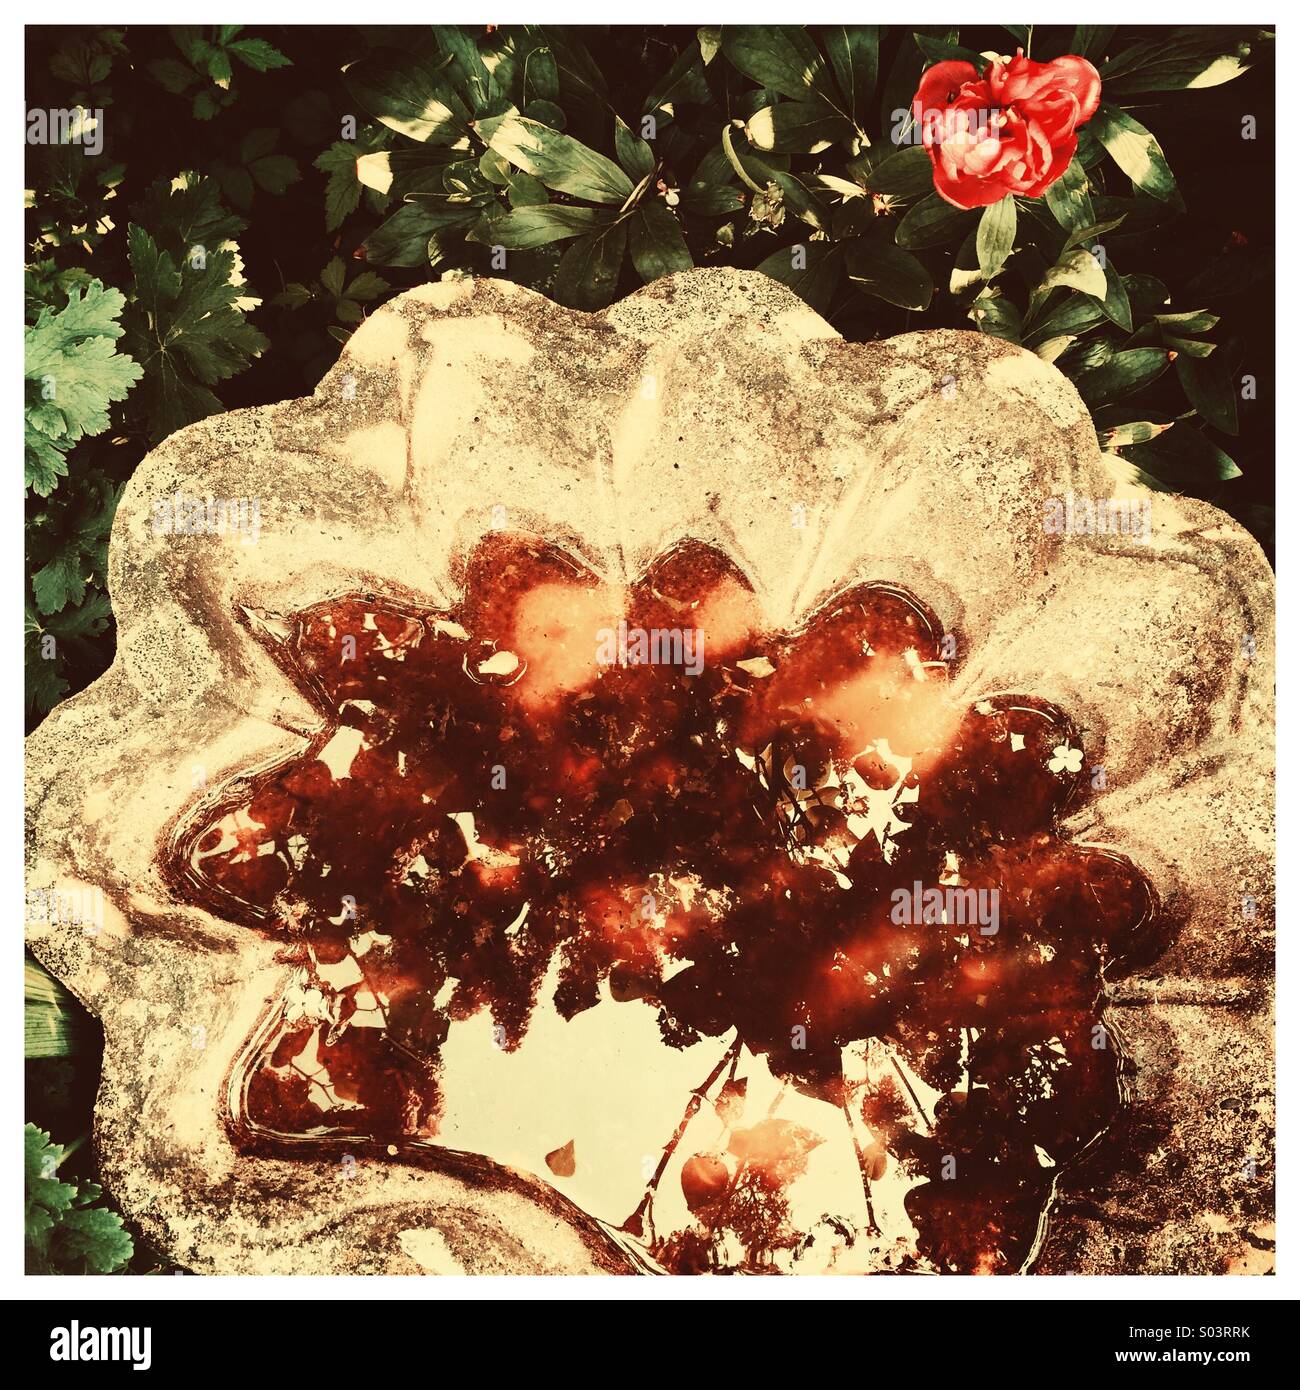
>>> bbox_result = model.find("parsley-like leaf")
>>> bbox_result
[130,173,246,256]
[56,1206,135,1274]
[24,1124,134,1274]
[123,223,268,442]
[24,282,141,496]
[24,1125,77,1251]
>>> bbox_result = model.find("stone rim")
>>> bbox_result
[25,268,1274,1275]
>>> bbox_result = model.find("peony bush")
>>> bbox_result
[24,23,1274,728]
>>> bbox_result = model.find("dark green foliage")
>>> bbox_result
[24,24,1274,725]
[25,1123,133,1274]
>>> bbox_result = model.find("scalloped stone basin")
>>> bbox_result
[25,269,1274,1275]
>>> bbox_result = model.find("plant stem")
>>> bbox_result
[888,1046,932,1132]
[841,1096,880,1235]
[621,1032,742,1240]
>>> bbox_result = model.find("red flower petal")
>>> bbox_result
[1048,54,1102,123]
[912,60,982,124]
[930,159,1014,210]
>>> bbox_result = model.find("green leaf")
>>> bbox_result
[26,583,114,722]
[218,166,255,210]
[949,228,983,297]
[1070,26,1116,63]
[170,25,206,65]
[774,170,832,232]
[192,88,226,121]
[1155,310,1221,334]
[24,282,141,497]
[344,49,471,144]
[507,169,550,208]
[845,235,933,311]
[1123,273,1172,318]
[26,1121,135,1272]
[26,1125,76,1248]
[486,28,608,118]
[520,98,566,129]
[1044,159,1094,232]
[207,47,233,87]
[361,205,449,266]
[521,45,560,106]
[1098,259,1134,332]
[479,149,511,185]
[757,241,844,315]
[969,289,1022,342]
[863,144,933,198]
[476,113,633,204]
[32,551,88,615]
[1175,350,1239,434]
[1102,32,1263,94]
[895,193,975,249]
[976,196,1016,281]
[614,116,655,181]
[541,28,609,104]
[1090,105,1180,204]
[24,436,68,500]
[475,204,608,249]
[823,25,880,130]
[722,26,833,103]
[319,257,346,297]
[433,24,497,109]
[346,271,388,303]
[370,144,478,198]
[129,173,246,255]
[1101,420,1172,447]
[1039,247,1108,301]
[25,489,118,713]
[746,102,843,154]
[122,225,268,443]
[1072,348,1171,406]
[913,34,986,67]
[1161,336,1214,356]
[26,660,67,719]
[1062,216,1128,252]
[1024,293,1106,346]
[56,1206,135,1274]
[26,957,82,1059]
[249,153,298,197]
[1074,128,1107,170]
[225,36,292,73]
[682,146,747,216]
[819,173,869,203]
[551,220,628,311]
[1118,421,1241,485]
[881,27,948,136]
[627,202,692,282]
[720,124,770,194]
[644,42,711,117]
[315,142,365,232]
[149,56,193,94]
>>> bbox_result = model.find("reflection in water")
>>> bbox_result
[168,533,1160,1274]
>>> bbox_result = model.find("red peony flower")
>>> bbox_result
[912,51,1102,210]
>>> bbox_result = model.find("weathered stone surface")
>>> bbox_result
[25,268,1273,1274]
